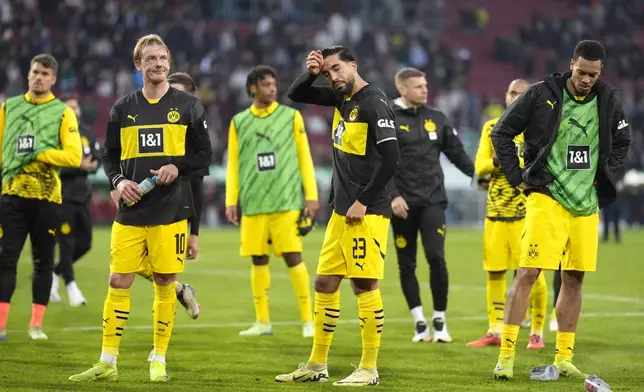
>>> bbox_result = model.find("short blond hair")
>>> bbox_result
[133,34,170,65]
[395,67,426,86]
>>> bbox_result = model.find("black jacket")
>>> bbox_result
[491,71,631,208]
[389,99,474,207]
[61,124,101,204]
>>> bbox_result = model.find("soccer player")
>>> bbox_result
[388,68,474,343]
[108,72,204,320]
[50,95,100,307]
[468,79,548,349]
[491,40,630,380]
[69,34,212,382]
[0,54,83,340]
[275,46,399,386]
[225,65,318,337]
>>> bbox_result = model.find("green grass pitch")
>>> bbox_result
[1,227,643,391]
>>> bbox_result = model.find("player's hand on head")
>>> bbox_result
[305,200,319,218]
[306,50,324,76]
[391,196,409,219]
[150,164,178,185]
[346,200,367,225]
[225,205,239,226]
[187,234,199,260]
[117,179,142,203]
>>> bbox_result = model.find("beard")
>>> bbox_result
[335,78,355,95]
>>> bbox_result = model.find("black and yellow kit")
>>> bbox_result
[103,87,212,226]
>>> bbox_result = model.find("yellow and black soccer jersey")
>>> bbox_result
[475,117,525,221]
[103,87,212,226]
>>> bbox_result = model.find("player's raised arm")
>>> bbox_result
[490,85,535,187]
[172,100,212,175]
[357,96,400,206]
[287,51,343,107]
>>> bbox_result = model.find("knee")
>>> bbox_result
[516,268,541,286]
[251,256,269,266]
[561,270,584,289]
[314,275,341,293]
[109,273,135,289]
[282,252,302,268]
[152,273,177,286]
[426,252,446,270]
[351,278,378,295]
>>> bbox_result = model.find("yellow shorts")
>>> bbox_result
[240,210,302,257]
[110,219,188,274]
[520,192,599,272]
[317,212,390,280]
[483,218,524,271]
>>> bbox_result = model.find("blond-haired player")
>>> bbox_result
[69,34,212,382]
[468,79,548,349]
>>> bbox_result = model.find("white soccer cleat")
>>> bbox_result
[275,363,329,383]
[49,273,61,303]
[239,322,273,336]
[177,284,200,319]
[67,283,87,307]
[549,317,558,332]
[333,367,379,387]
[412,320,431,342]
[431,317,453,343]
[147,346,154,362]
[28,326,48,340]
[302,321,314,338]
[521,316,532,329]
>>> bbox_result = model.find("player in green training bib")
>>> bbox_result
[490,40,630,381]
[225,66,319,338]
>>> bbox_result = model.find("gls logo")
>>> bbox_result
[377,119,395,129]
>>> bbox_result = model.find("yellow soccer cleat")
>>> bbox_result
[333,367,379,387]
[554,358,588,379]
[275,363,329,383]
[69,362,118,382]
[493,356,514,380]
[27,326,48,340]
[150,360,170,382]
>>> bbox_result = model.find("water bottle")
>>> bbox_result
[125,175,157,206]
[584,376,611,392]
[529,365,559,381]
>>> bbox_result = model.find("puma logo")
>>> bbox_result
[177,257,183,264]
[157,320,170,327]
[127,114,138,123]
[546,100,557,109]
[568,118,590,137]
[48,229,56,236]
[358,317,367,324]
[255,132,271,142]
[355,262,365,271]
[102,318,109,324]
[400,124,410,132]
[380,98,388,106]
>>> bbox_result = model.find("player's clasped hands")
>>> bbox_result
[117,179,143,204]
[306,50,324,76]
[346,200,367,226]
[150,164,178,185]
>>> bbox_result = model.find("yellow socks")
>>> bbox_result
[499,324,520,358]
[288,263,312,322]
[358,289,384,370]
[153,282,177,358]
[555,331,575,362]
[530,272,548,336]
[308,291,340,366]
[251,265,270,324]
[101,287,131,359]
[486,272,506,334]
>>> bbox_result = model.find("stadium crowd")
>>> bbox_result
[0,0,642,220]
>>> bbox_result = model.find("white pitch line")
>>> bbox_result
[185,268,644,304]
[6,312,644,334]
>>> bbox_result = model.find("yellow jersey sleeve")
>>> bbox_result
[293,110,318,201]
[0,102,5,168]
[36,106,83,168]
[474,118,499,176]
[225,119,239,207]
